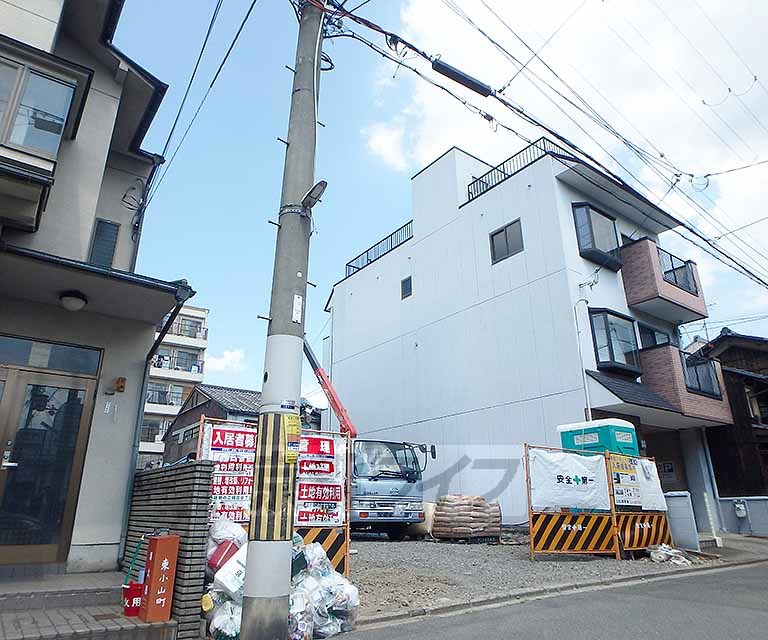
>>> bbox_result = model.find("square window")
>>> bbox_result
[401,276,412,299]
[89,219,119,268]
[573,204,622,271]
[589,309,640,375]
[9,71,74,156]
[490,219,524,264]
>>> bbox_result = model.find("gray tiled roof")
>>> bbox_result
[198,384,262,415]
[586,370,677,412]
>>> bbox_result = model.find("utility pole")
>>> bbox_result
[241,2,326,639]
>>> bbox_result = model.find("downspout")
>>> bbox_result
[118,280,195,559]
[129,156,163,273]
[574,298,592,421]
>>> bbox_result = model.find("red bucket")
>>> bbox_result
[122,582,143,617]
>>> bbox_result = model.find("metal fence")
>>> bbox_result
[466,137,575,201]
[658,247,698,294]
[345,220,413,276]
[146,389,185,405]
[151,354,204,374]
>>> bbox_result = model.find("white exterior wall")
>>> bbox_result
[0,0,64,52]
[3,298,155,572]
[328,150,682,522]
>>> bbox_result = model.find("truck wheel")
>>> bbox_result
[386,526,407,541]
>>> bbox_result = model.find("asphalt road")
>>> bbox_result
[350,562,768,640]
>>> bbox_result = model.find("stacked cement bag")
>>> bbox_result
[432,495,501,540]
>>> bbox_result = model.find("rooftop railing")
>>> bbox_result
[345,220,413,277]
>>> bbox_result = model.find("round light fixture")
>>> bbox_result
[59,291,88,312]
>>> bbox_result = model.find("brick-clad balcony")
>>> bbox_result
[639,344,732,425]
[620,238,707,323]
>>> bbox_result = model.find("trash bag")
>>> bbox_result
[649,543,692,566]
[210,601,242,640]
[208,520,248,558]
[288,589,314,640]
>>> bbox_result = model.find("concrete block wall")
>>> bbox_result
[620,238,707,317]
[639,345,732,424]
[122,461,214,640]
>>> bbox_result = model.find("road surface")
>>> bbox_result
[350,562,768,640]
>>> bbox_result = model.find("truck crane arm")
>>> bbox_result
[303,340,358,438]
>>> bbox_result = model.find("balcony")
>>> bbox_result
[620,238,707,323]
[144,389,184,416]
[156,320,208,340]
[345,220,413,277]
[639,345,732,425]
[149,354,204,383]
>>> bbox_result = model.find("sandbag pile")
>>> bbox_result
[432,495,501,540]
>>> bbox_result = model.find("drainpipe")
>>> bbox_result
[118,280,195,560]
[129,156,163,273]
[574,297,592,421]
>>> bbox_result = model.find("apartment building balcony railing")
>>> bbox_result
[151,354,204,374]
[620,238,707,324]
[156,320,208,339]
[345,220,413,277]
[658,247,698,295]
[466,137,574,201]
[145,390,185,406]
[638,344,732,425]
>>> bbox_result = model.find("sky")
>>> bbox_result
[115,0,768,406]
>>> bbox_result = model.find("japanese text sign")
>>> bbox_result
[528,448,611,512]
[139,535,179,623]
[610,454,642,507]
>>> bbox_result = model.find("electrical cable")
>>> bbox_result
[337,23,768,291]
[146,0,262,206]
[649,0,768,137]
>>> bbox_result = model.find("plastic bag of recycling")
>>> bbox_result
[315,616,343,639]
[208,520,248,559]
[288,588,314,640]
[213,544,248,602]
[210,601,242,640]
[303,543,334,576]
[649,543,691,566]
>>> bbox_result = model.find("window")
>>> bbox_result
[401,276,412,299]
[140,419,161,443]
[89,219,119,268]
[639,325,671,349]
[0,62,18,127]
[8,71,74,156]
[681,353,721,398]
[175,350,200,372]
[589,309,640,374]
[146,382,168,404]
[657,247,697,295]
[0,334,100,374]
[621,234,634,246]
[489,219,524,264]
[179,317,203,338]
[573,203,622,271]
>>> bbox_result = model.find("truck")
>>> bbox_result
[304,341,435,539]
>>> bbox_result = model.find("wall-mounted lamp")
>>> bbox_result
[59,290,88,312]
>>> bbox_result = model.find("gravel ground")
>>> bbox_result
[350,536,720,619]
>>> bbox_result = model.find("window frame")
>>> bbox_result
[638,324,671,350]
[0,57,76,160]
[88,218,120,268]
[401,276,412,299]
[572,202,623,271]
[680,352,722,399]
[489,218,524,265]
[588,308,642,375]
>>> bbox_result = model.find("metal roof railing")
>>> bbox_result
[345,220,413,277]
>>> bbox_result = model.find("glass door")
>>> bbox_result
[0,368,96,564]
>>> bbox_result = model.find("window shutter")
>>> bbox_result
[89,219,119,268]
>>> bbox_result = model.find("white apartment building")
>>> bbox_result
[325,138,734,542]
[138,304,208,468]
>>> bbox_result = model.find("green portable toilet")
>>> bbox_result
[557,418,639,456]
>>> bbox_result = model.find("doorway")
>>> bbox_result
[0,367,96,564]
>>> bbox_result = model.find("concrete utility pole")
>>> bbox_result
[241,2,326,639]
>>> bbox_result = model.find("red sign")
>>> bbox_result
[212,475,254,487]
[214,460,254,474]
[211,428,257,450]
[298,459,335,476]
[139,535,179,623]
[297,482,343,503]
[296,507,342,524]
[300,436,335,457]
[211,502,249,522]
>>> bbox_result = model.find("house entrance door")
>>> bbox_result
[0,367,96,564]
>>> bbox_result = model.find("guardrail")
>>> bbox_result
[345,220,413,277]
[151,355,204,374]
[658,247,698,295]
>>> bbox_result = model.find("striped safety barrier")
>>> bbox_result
[296,526,348,575]
[615,512,672,550]
[530,512,619,558]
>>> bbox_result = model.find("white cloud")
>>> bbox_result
[359,0,768,333]
[206,349,247,374]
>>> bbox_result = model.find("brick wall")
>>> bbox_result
[122,461,214,640]
[639,345,732,424]
[620,238,707,318]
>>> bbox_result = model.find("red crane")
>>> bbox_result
[303,340,358,438]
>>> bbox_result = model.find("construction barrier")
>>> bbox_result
[525,444,673,559]
[530,512,620,558]
[615,512,672,550]
[296,526,348,575]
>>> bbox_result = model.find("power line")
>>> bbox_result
[649,0,768,138]
[146,0,262,206]
[714,214,768,240]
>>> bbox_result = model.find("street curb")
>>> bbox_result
[356,557,768,628]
